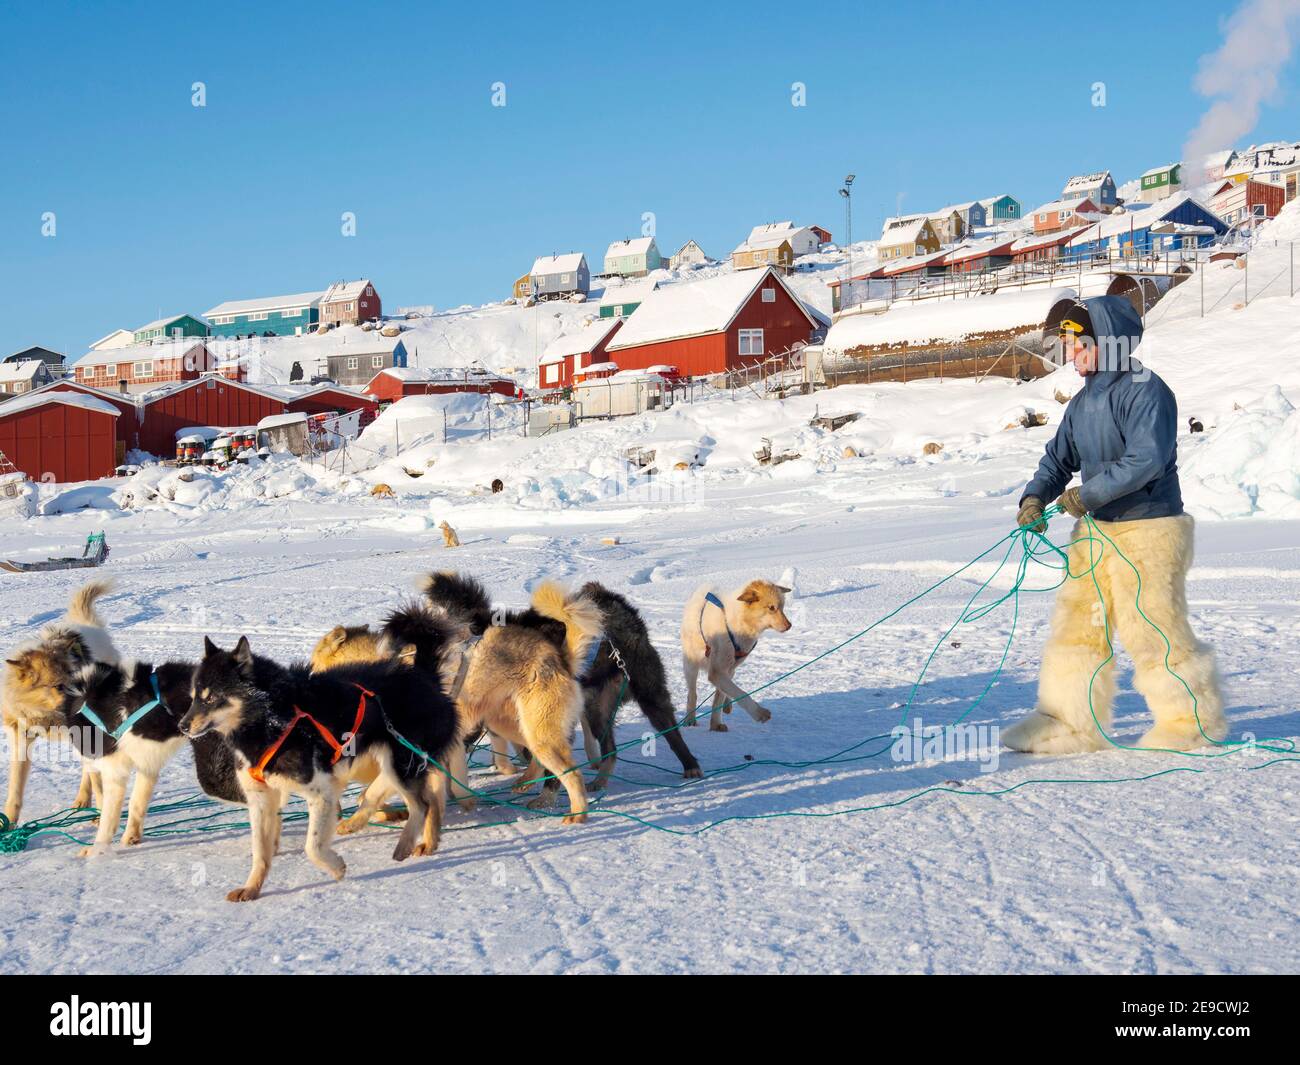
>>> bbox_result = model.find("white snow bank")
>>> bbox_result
[1182,386,1300,519]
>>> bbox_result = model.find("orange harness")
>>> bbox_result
[248,685,372,784]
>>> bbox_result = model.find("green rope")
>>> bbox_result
[2,505,1294,851]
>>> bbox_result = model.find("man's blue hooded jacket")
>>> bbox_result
[1022,295,1183,522]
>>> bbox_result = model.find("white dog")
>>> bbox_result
[681,580,791,732]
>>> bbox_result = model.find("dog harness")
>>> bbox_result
[77,671,163,741]
[701,592,750,661]
[248,683,370,784]
[449,635,482,699]
[578,637,604,680]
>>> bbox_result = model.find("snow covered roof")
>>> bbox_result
[946,237,1016,263]
[74,338,209,369]
[321,280,374,304]
[1032,197,1092,216]
[1063,171,1111,191]
[1067,193,1212,244]
[604,237,655,258]
[824,287,1078,354]
[540,319,621,364]
[257,411,308,431]
[530,253,586,276]
[879,219,931,245]
[977,193,1016,207]
[734,233,793,253]
[140,373,290,407]
[0,361,44,382]
[134,313,208,333]
[1141,162,1180,178]
[373,365,513,384]
[880,247,951,276]
[1009,226,1090,252]
[598,279,660,308]
[204,291,325,318]
[606,268,815,352]
[0,391,121,419]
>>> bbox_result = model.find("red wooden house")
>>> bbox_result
[1010,227,1088,264]
[538,318,622,391]
[364,367,519,404]
[71,340,237,394]
[137,376,288,455]
[604,267,819,377]
[0,392,121,482]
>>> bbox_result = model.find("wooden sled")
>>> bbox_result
[0,532,110,573]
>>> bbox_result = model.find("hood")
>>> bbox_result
[1081,295,1144,387]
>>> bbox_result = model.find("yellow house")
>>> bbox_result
[731,236,794,271]
[877,218,940,260]
[513,273,532,299]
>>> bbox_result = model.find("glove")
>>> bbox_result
[1016,495,1046,532]
[1058,486,1088,518]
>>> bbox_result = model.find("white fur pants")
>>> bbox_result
[1004,513,1227,754]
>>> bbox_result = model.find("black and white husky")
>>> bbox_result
[179,636,459,902]
[63,660,244,854]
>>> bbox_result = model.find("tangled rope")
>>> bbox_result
[3,505,1296,852]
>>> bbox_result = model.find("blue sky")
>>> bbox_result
[1,0,1296,357]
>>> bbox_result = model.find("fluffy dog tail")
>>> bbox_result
[419,571,494,634]
[382,601,461,677]
[530,582,603,671]
[66,579,114,627]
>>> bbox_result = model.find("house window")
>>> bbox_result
[281,309,301,318]
[347,357,358,369]
[561,274,571,285]
[544,364,558,385]
[136,361,153,378]
[761,288,776,303]
[366,286,373,297]
[371,355,383,368]
[104,364,116,377]
[738,329,764,356]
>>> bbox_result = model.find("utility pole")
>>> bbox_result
[840,174,855,308]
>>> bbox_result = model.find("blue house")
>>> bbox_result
[203,291,325,338]
[1064,194,1227,261]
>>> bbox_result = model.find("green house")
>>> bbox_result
[1139,163,1182,203]
[133,314,209,344]
[598,279,659,318]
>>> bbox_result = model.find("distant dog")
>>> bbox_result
[180,636,459,902]
[681,581,792,731]
[439,521,461,548]
[3,580,118,827]
[371,483,396,498]
[62,658,243,852]
[420,572,600,822]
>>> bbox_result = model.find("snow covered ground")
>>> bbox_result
[3,215,1299,975]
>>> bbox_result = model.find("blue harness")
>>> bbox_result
[78,672,164,741]
[703,592,748,660]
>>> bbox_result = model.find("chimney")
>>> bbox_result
[119,379,128,395]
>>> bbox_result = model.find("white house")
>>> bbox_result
[670,240,710,269]
[89,329,135,351]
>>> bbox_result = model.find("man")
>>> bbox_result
[1004,295,1227,754]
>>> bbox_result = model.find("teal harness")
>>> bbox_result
[703,592,749,661]
[78,672,164,741]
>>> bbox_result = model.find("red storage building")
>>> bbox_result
[603,267,819,377]
[137,375,287,455]
[363,367,520,404]
[0,392,121,482]
[280,383,379,418]
[27,379,142,454]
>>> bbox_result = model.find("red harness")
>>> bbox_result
[248,685,371,784]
